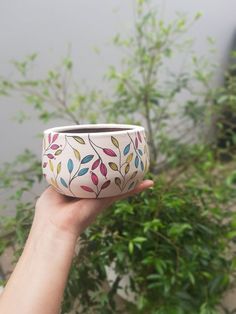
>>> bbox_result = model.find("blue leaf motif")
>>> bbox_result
[138,149,143,156]
[60,177,68,188]
[140,160,144,171]
[67,159,74,173]
[123,144,130,156]
[78,168,89,176]
[81,154,94,164]
[135,156,139,168]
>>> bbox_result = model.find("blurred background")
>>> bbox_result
[0,1,236,313]
[1,0,236,162]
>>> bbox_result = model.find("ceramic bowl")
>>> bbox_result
[42,124,150,198]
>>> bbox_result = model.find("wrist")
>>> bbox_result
[26,217,78,255]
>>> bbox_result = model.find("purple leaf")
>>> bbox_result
[103,148,117,157]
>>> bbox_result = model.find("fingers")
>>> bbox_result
[111,179,154,202]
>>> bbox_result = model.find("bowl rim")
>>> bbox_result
[44,124,145,136]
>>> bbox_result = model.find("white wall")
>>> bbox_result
[0,0,236,164]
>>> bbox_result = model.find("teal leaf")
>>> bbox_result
[140,160,144,171]
[138,149,143,156]
[81,154,94,164]
[78,168,89,176]
[135,156,139,168]
[60,177,68,188]
[123,143,130,156]
[67,159,74,173]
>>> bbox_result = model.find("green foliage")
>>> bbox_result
[0,0,236,313]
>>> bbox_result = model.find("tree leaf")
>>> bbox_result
[73,136,85,144]
[111,136,119,148]
[67,159,74,173]
[78,167,89,176]
[81,154,94,164]
[108,162,118,171]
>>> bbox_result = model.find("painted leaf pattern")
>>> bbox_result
[111,136,119,148]
[126,153,133,163]
[108,162,118,171]
[43,130,149,197]
[103,148,117,157]
[78,168,89,176]
[101,180,111,190]
[92,158,100,170]
[57,162,61,175]
[73,149,81,160]
[67,159,74,173]
[91,172,99,185]
[123,144,130,155]
[81,185,94,192]
[81,155,94,164]
[73,136,85,144]
[60,177,68,188]
[51,144,59,150]
[100,163,107,177]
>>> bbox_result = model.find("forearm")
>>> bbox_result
[0,219,77,314]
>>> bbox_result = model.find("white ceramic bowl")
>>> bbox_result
[42,124,150,198]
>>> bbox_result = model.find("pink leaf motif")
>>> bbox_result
[47,154,54,159]
[100,163,107,178]
[101,180,111,190]
[92,158,100,170]
[81,185,94,192]
[137,132,142,143]
[103,148,117,157]
[91,172,99,185]
[52,134,59,143]
[50,144,59,150]
[48,133,51,144]
[135,137,138,149]
[43,162,47,168]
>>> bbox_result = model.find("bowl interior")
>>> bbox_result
[58,127,132,134]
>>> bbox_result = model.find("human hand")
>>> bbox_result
[34,180,154,239]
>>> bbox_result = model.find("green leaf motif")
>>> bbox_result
[108,162,118,171]
[111,136,119,148]
[73,136,85,144]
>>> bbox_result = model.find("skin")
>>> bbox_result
[0,179,153,314]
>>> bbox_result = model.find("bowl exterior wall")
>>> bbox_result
[42,128,149,198]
